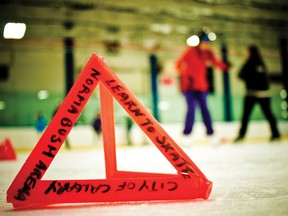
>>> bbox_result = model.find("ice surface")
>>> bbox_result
[1,139,288,216]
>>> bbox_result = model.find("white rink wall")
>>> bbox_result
[0,121,287,150]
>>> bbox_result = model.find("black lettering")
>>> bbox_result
[58,128,67,136]
[14,183,30,201]
[147,126,155,132]
[72,183,82,192]
[30,167,42,179]
[127,182,135,190]
[167,182,178,191]
[124,101,137,111]
[51,134,61,143]
[42,144,57,158]
[176,157,190,168]
[90,184,110,194]
[151,181,158,191]
[131,108,145,117]
[156,136,174,152]
[181,166,195,174]
[111,84,124,93]
[182,172,191,179]
[79,84,90,94]
[35,160,47,171]
[68,104,78,114]
[73,94,85,106]
[57,182,70,195]
[15,160,47,200]
[86,78,93,85]
[82,184,90,192]
[66,184,73,192]
[138,180,149,191]
[100,184,111,193]
[44,181,57,194]
[61,117,72,127]
[170,152,180,161]
[14,189,26,201]
[116,182,126,191]
[118,92,129,102]
[106,79,116,86]
[161,143,174,152]
[90,185,99,194]
[156,136,165,144]
[91,68,100,79]
[140,118,153,127]
[26,176,36,189]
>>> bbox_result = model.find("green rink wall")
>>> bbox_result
[0,89,285,127]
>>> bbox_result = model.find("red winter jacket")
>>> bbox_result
[175,46,228,92]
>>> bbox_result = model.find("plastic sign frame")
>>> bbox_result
[6,54,212,208]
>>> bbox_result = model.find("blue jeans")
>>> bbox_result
[183,91,214,135]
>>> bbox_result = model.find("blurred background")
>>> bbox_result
[0,0,287,136]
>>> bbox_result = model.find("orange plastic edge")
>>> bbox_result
[6,54,212,208]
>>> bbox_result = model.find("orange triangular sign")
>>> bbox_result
[6,54,212,208]
[0,137,17,160]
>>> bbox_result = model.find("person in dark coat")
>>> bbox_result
[92,112,102,136]
[234,45,280,142]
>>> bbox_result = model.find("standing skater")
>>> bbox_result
[149,44,162,121]
[175,30,228,137]
[235,45,280,142]
[92,112,102,138]
[35,111,47,139]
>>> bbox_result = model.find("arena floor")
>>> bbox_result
[1,124,288,216]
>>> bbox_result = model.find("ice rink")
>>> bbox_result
[1,122,288,216]
[1,0,288,215]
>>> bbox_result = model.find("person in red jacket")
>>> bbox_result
[175,31,228,136]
